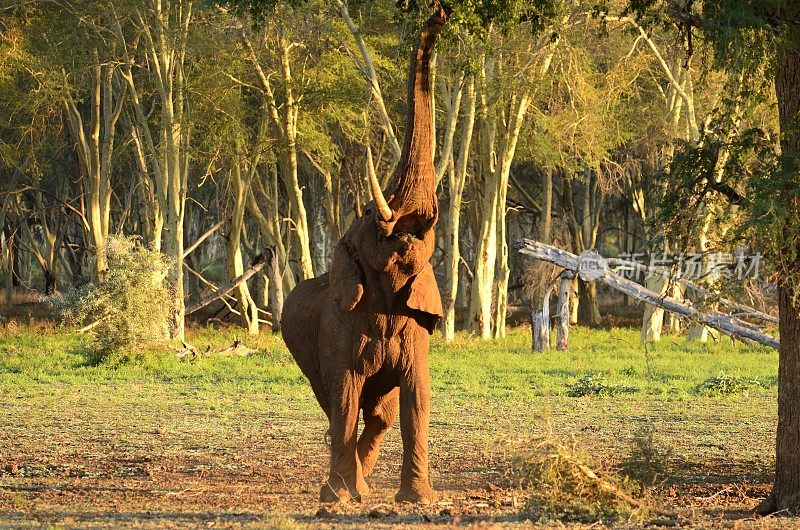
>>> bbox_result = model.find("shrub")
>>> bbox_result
[694,374,760,396]
[504,433,649,524]
[621,424,673,486]
[567,373,639,397]
[50,236,172,358]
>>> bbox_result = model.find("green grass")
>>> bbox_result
[431,327,777,400]
[0,325,777,401]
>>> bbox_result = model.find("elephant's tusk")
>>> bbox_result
[367,147,393,222]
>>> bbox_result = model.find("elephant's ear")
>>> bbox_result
[407,263,443,334]
[330,243,364,312]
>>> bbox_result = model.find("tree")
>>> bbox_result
[622,0,800,513]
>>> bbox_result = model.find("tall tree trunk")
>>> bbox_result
[530,166,554,351]
[641,273,667,343]
[63,45,125,282]
[577,278,601,327]
[242,32,314,281]
[3,228,14,310]
[467,57,498,339]
[757,43,800,515]
[442,76,476,341]
[531,287,552,352]
[266,246,284,332]
[229,163,260,335]
[493,90,531,338]
[556,270,573,351]
[118,1,193,340]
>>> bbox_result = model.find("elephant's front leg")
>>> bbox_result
[395,328,437,504]
[321,370,369,503]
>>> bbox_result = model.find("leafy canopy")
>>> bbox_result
[215,0,560,35]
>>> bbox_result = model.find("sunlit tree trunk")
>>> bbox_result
[531,167,553,352]
[247,164,295,306]
[241,31,314,281]
[116,0,193,340]
[493,90,531,338]
[467,56,498,339]
[335,0,401,180]
[757,42,800,515]
[228,160,260,335]
[442,76,475,341]
[62,45,125,282]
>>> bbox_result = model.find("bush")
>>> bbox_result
[621,424,673,486]
[567,373,639,397]
[694,374,760,396]
[50,236,172,358]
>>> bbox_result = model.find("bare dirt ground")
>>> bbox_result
[0,380,794,530]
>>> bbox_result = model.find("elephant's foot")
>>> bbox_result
[395,480,437,504]
[319,473,369,503]
[356,474,370,497]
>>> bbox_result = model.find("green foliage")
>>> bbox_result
[694,374,763,396]
[444,0,562,36]
[747,152,800,297]
[50,236,172,359]
[219,0,561,35]
[566,373,639,397]
[212,0,308,24]
[652,125,773,250]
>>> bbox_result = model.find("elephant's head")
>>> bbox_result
[329,6,448,333]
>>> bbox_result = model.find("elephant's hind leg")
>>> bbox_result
[358,387,399,477]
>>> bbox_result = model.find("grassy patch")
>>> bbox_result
[0,324,778,402]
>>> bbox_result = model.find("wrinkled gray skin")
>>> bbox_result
[281,7,447,504]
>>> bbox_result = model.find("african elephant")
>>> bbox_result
[281,6,448,504]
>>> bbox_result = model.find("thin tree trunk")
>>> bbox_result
[335,0,402,176]
[493,90,531,338]
[3,228,14,310]
[120,1,193,340]
[442,76,475,341]
[467,56,497,339]
[578,278,601,327]
[529,166,554,347]
[242,33,314,280]
[556,270,573,351]
[266,246,284,332]
[228,162,259,335]
[531,286,552,352]
[641,273,666,343]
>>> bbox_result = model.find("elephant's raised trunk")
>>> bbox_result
[381,4,448,236]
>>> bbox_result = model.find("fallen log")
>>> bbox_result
[184,255,265,315]
[516,239,779,349]
[176,337,259,360]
